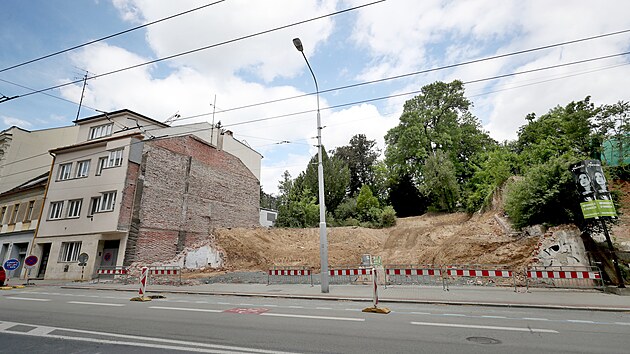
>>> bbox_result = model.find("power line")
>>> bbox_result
[171,28,630,120]
[1,0,386,103]
[0,0,227,74]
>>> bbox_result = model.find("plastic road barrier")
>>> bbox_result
[268,267,313,286]
[130,267,151,302]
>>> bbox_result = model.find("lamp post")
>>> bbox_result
[293,37,329,293]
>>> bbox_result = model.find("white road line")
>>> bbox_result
[149,306,223,313]
[239,303,254,306]
[0,320,296,354]
[68,301,125,307]
[344,309,361,311]
[287,306,303,309]
[174,300,190,303]
[315,307,332,310]
[261,313,365,322]
[195,301,208,304]
[217,302,231,305]
[6,297,51,302]
[615,322,630,326]
[567,320,595,324]
[481,315,507,319]
[263,304,278,307]
[411,321,558,333]
[442,314,466,317]
[522,317,549,321]
[410,312,431,315]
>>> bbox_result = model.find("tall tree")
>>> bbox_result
[595,101,630,166]
[332,134,380,196]
[301,147,350,214]
[420,150,459,212]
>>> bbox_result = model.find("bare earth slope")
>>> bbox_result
[214,211,537,272]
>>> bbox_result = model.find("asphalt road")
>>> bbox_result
[0,287,628,353]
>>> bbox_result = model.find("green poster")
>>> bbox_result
[580,200,617,219]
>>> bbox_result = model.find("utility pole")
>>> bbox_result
[75,73,88,120]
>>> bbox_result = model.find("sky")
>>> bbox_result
[1,0,630,195]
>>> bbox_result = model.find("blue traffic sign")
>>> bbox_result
[3,258,20,271]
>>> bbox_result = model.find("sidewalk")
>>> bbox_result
[9,278,628,312]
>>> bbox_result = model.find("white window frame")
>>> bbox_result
[58,163,73,181]
[25,201,35,221]
[49,201,64,220]
[59,242,82,262]
[88,123,113,140]
[75,160,90,178]
[98,191,116,212]
[96,157,108,176]
[107,149,124,168]
[67,199,82,218]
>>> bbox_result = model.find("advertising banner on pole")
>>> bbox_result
[570,159,617,219]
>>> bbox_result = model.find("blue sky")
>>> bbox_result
[2,0,630,195]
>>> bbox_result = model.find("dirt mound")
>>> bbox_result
[212,211,536,273]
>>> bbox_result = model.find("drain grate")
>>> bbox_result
[466,336,501,345]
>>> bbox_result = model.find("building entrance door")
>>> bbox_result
[36,243,51,279]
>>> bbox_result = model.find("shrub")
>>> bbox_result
[379,206,397,227]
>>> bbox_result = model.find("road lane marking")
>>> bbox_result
[6,297,51,302]
[615,322,630,326]
[261,313,365,322]
[443,314,466,317]
[0,320,296,354]
[481,315,506,319]
[68,301,124,307]
[522,317,549,321]
[287,306,303,309]
[217,302,231,305]
[263,304,278,307]
[149,306,222,313]
[567,320,595,324]
[316,307,332,310]
[411,321,558,333]
[410,312,431,315]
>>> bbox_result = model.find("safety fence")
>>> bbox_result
[385,265,445,289]
[445,264,516,290]
[328,265,373,284]
[268,266,313,286]
[526,265,603,290]
[96,266,130,283]
[148,266,182,285]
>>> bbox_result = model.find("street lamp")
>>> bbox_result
[293,37,329,293]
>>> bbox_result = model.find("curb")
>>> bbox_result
[61,286,630,313]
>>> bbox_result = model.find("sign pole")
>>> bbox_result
[600,219,626,288]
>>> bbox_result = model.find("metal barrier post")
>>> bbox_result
[442,267,448,291]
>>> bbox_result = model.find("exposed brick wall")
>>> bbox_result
[127,135,259,264]
[118,161,139,230]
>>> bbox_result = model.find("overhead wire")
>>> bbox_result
[1,0,386,102]
[0,0,227,73]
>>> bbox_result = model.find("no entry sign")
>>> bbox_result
[24,255,39,268]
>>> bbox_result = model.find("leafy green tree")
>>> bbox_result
[465,145,519,212]
[332,134,380,196]
[595,101,630,166]
[388,174,428,217]
[420,150,459,212]
[356,185,379,222]
[260,186,278,210]
[301,147,350,214]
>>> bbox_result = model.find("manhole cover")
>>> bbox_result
[466,337,501,345]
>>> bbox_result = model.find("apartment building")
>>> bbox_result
[0,173,47,278]
[0,125,78,194]
[30,109,261,280]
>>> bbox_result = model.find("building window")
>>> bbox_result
[25,201,35,221]
[58,163,72,180]
[88,197,100,216]
[98,192,116,212]
[88,123,113,140]
[67,199,82,218]
[9,204,20,224]
[1,206,7,223]
[107,149,124,168]
[59,242,82,262]
[96,157,107,176]
[75,160,90,178]
[49,201,64,220]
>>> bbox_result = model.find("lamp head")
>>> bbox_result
[292,38,303,52]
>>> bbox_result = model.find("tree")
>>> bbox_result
[301,147,350,214]
[356,185,380,222]
[332,134,380,196]
[596,101,630,167]
[260,186,278,210]
[420,150,459,212]
[388,174,428,217]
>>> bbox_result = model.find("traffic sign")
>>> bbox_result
[24,255,38,268]
[78,253,89,264]
[3,258,20,271]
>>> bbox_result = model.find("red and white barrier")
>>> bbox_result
[97,268,128,275]
[448,269,513,278]
[387,268,442,276]
[268,269,311,276]
[329,268,372,276]
[150,269,179,275]
[527,270,601,280]
[139,266,148,297]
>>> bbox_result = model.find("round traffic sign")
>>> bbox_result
[24,255,39,268]
[3,258,20,271]
[78,253,89,264]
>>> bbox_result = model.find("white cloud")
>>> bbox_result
[2,116,32,129]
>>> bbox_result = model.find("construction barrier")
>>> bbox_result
[268,266,313,286]
[96,266,129,283]
[526,266,603,290]
[148,266,182,285]
[385,265,446,290]
[444,264,516,290]
[328,265,373,284]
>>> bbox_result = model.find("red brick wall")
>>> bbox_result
[129,135,259,264]
[118,162,139,230]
